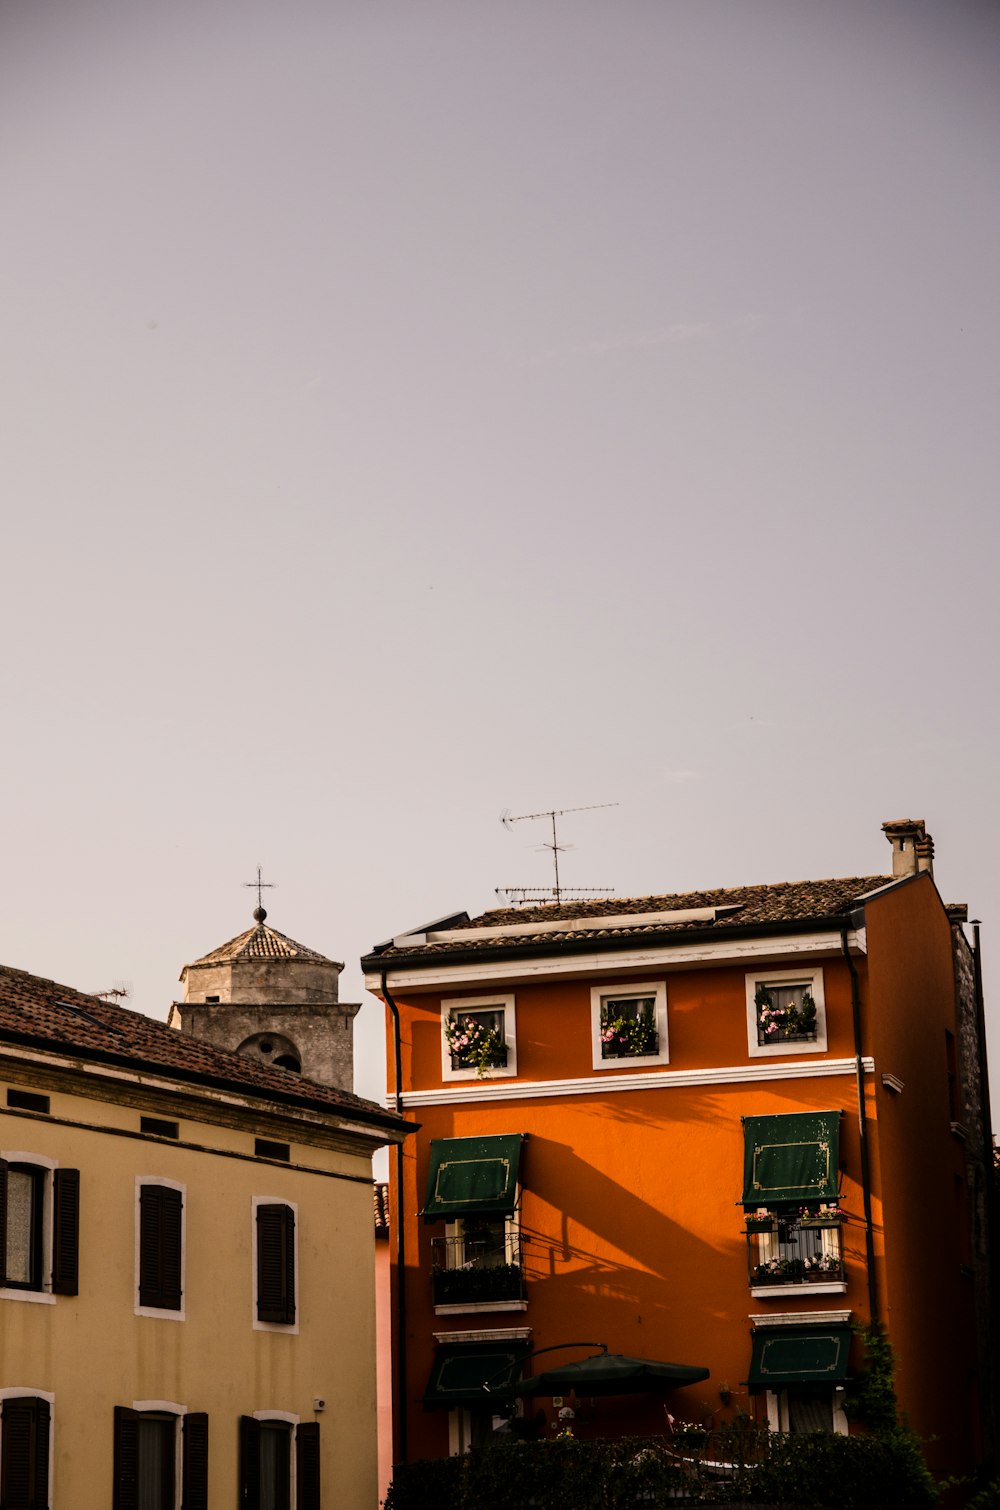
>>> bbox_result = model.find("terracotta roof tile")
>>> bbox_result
[0,963,397,1127]
[374,1182,390,1236]
[367,875,893,962]
[189,922,338,967]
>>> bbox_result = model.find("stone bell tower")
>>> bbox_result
[169,903,360,1093]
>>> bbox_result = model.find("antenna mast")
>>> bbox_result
[499,802,618,905]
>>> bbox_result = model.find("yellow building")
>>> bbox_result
[0,948,408,1509]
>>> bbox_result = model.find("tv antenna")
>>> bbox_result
[499,802,618,905]
[93,978,132,1001]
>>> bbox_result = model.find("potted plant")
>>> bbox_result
[799,1203,842,1226]
[755,985,818,1041]
[444,1014,508,1075]
[745,1208,775,1230]
[600,1000,658,1058]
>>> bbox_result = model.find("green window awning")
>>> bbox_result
[421,1134,524,1223]
[741,1111,840,1207]
[423,1339,530,1408]
[748,1326,853,1387]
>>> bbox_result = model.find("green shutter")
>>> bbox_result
[741,1112,840,1207]
[113,1407,140,1510]
[295,1422,320,1510]
[238,1416,261,1510]
[52,1168,80,1296]
[0,1396,50,1510]
[748,1326,853,1385]
[256,1204,295,1324]
[139,1185,183,1309]
[421,1135,524,1223]
[182,1412,209,1510]
[0,1159,8,1287]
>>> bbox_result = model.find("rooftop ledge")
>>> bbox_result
[392,904,745,949]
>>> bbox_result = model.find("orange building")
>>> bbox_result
[363,819,993,1481]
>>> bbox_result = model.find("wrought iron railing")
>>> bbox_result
[745,1216,844,1287]
[431,1232,525,1305]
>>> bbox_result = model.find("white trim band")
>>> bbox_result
[392,1056,876,1108]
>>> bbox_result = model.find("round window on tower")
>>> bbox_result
[237,1031,302,1076]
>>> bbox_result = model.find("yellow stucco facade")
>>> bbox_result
[0,962,407,1510]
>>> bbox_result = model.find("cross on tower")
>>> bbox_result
[243,866,277,913]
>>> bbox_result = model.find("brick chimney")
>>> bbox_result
[882,818,934,879]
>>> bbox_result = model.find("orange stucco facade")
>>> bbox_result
[367,857,991,1482]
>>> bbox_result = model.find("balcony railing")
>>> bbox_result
[745,1216,844,1288]
[431,1232,525,1306]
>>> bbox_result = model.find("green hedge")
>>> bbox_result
[384,1429,937,1510]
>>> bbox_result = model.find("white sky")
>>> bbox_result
[3,0,1000,1141]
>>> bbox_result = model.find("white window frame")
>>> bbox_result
[745,968,827,1059]
[441,996,517,1083]
[131,1401,186,1510]
[590,983,669,1071]
[134,1177,186,1321]
[0,1151,57,1305]
[251,1196,300,1335]
[0,1387,55,1508]
[252,1410,300,1508]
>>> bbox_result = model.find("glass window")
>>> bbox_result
[598,995,658,1059]
[441,996,517,1081]
[4,1165,45,1290]
[259,1422,291,1510]
[137,1413,175,1510]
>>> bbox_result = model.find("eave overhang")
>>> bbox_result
[364,913,868,993]
[0,1024,410,1140]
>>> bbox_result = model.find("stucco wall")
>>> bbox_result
[176,998,359,1091]
[0,1074,379,1510]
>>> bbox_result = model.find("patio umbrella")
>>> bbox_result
[509,1353,710,1398]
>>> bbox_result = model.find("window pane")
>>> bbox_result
[5,1169,36,1285]
[138,1415,175,1510]
[260,1423,290,1510]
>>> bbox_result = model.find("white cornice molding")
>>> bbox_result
[749,1310,852,1328]
[391,1055,876,1108]
[367,929,863,993]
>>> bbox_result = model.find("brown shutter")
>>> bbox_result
[256,1205,295,1324]
[34,1396,50,1510]
[181,1411,209,1510]
[0,1395,50,1510]
[295,1422,320,1510]
[238,1415,261,1510]
[52,1167,80,1295]
[113,1406,140,1510]
[0,1159,8,1287]
[139,1185,183,1310]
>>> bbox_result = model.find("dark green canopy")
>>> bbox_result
[423,1340,530,1408]
[748,1326,852,1386]
[421,1134,524,1222]
[510,1353,710,1398]
[741,1112,840,1207]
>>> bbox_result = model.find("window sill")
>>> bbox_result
[433,1300,529,1316]
[0,1287,56,1306]
[747,1039,828,1060]
[135,1303,186,1321]
[750,1282,847,1299]
[593,1052,670,1072]
[443,1066,518,1084]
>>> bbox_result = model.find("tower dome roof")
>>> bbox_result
[187,919,341,969]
